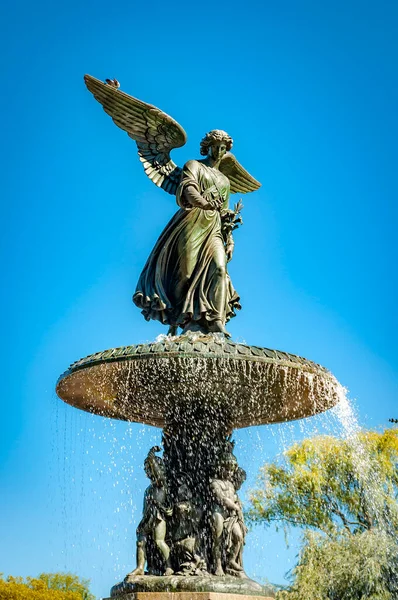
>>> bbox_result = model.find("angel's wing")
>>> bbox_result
[219,152,261,194]
[84,75,187,195]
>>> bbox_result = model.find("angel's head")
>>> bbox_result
[200,130,233,161]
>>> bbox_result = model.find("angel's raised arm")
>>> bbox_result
[84,75,187,195]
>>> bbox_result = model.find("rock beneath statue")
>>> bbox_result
[107,593,276,600]
[110,574,275,598]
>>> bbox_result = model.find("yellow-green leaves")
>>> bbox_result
[278,530,398,600]
[248,428,398,536]
[0,573,94,600]
[248,429,398,599]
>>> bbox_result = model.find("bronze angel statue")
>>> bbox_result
[84,75,261,338]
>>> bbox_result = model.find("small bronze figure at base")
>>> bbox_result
[126,447,173,578]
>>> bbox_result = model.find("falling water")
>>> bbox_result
[54,333,396,593]
[51,395,163,585]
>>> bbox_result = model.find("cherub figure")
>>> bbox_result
[126,446,173,578]
[84,75,261,338]
[231,467,248,573]
[210,457,247,577]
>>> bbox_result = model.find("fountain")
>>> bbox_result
[56,75,342,600]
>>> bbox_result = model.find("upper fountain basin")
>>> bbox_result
[56,334,342,429]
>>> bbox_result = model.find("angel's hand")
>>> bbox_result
[184,186,215,210]
[226,244,234,263]
[198,198,216,210]
[221,208,235,220]
[198,200,218,211]
[210,197,224,211]
[205,199,218,210]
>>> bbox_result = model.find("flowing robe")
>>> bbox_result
[133,160,241,328]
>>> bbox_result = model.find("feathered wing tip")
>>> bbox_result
[219,152,261,194]
[83,74,187,195]
[83,76,261,197]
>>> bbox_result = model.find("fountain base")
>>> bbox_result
[109,575,275,598]
[56,333,341,596]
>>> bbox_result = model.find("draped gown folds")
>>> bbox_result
[133,160,241,330]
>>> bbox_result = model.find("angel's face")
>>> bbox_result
[209,141,227,162]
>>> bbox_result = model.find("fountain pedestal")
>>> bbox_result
[109,575,275,597]
[105,592,275,600]
[56,334,341,597]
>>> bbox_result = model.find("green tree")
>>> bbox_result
[248,428,398,535]
[37,574,94,600]
[278,530,398,600]
[248,428,398,599]
[0,573,94,600]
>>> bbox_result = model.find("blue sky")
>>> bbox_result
[1,0,397,597]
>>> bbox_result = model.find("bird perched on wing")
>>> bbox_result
[105,78,120,89]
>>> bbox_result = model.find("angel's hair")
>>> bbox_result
[200,130,233,156]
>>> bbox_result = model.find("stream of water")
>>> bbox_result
[52,337,395,595]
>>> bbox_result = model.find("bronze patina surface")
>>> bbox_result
[56,334,341,429]
[107,592,274,600]
[54,75,345,595]
[84,76,260,338]
[109,576,274,597]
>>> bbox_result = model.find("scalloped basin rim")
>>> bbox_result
[56,336,341,429]
[58,339,327,382]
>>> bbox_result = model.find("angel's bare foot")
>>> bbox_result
[210,320,231,338]
[167,325,178,336]
[215,566,225,577]
[164,567,174,576]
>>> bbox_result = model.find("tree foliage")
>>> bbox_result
[0,573,94,600]
[278,530,398,600]
[248,428,398,535]
[36,574,93,600]
[248,428,398,599]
